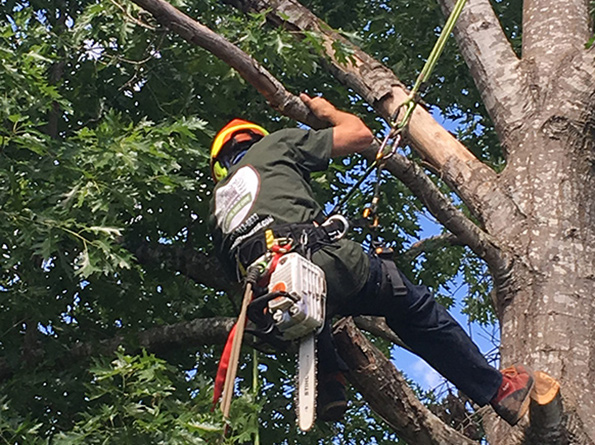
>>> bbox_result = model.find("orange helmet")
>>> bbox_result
[210,119,268,182]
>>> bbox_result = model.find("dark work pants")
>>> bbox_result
[319,253,502,406]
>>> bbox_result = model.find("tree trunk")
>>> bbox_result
[494,96,595,442]
[124,0,595,442]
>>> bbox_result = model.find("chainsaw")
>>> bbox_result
[267,252,326,431]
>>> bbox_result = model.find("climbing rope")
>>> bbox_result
[391,0,469,131]
[329,0,469,240]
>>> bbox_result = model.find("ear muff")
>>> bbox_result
[212,159,228,183]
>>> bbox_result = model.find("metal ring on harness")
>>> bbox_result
[322,214,349,241]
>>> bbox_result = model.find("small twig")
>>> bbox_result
[402,233,461,262]
[111,0,156,30]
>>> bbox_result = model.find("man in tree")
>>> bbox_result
[209,94,533,426]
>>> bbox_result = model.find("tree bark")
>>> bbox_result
[436,0,526,153]
[333,318,478,445]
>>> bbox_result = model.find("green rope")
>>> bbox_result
[329,0,469,219]
[252,349,260,445]
[392,0,469,131]
[362,0,469,237]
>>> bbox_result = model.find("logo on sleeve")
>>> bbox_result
[214,166,260,234]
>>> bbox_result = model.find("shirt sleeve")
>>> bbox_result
[264,128,333,173]
[294,128,333,172]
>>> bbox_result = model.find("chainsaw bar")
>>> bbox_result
[267,253,325,432]
[297,333,316,431]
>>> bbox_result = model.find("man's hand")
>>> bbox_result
[300,93,374,157]
[300,93,340,122]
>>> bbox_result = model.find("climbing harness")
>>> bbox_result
[234,216,349,275]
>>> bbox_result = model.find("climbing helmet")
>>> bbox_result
[210,119,268,182]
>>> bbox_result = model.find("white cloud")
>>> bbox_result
[411,359,443,389]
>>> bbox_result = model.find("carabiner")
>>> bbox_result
[322,214,350,241]
[376,129,402,162]
[376,127,400,160]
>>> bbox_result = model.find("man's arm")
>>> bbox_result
[300,93,374,157]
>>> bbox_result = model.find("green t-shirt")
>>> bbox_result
[210,128,369,312]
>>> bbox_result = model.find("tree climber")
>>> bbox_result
[208,93,534,426]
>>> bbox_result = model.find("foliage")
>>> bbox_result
[53,348,225,444]
[0,396,48,444]
[0,0,509,442]
[588,0,595,48]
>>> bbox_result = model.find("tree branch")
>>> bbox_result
[352,316,410,351]
[225,0,526,253]
[437,0,527,152]
[401,232,462,263]
[45,9,67,139]
[0,313,411,390]
[128,0,327,130]
[0,316,236,382]
[378,150,511,281]
[132,241,236,293]
[333,317,478,445]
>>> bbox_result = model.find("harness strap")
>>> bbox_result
[234,219,347,275]
[375,246,407,297]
